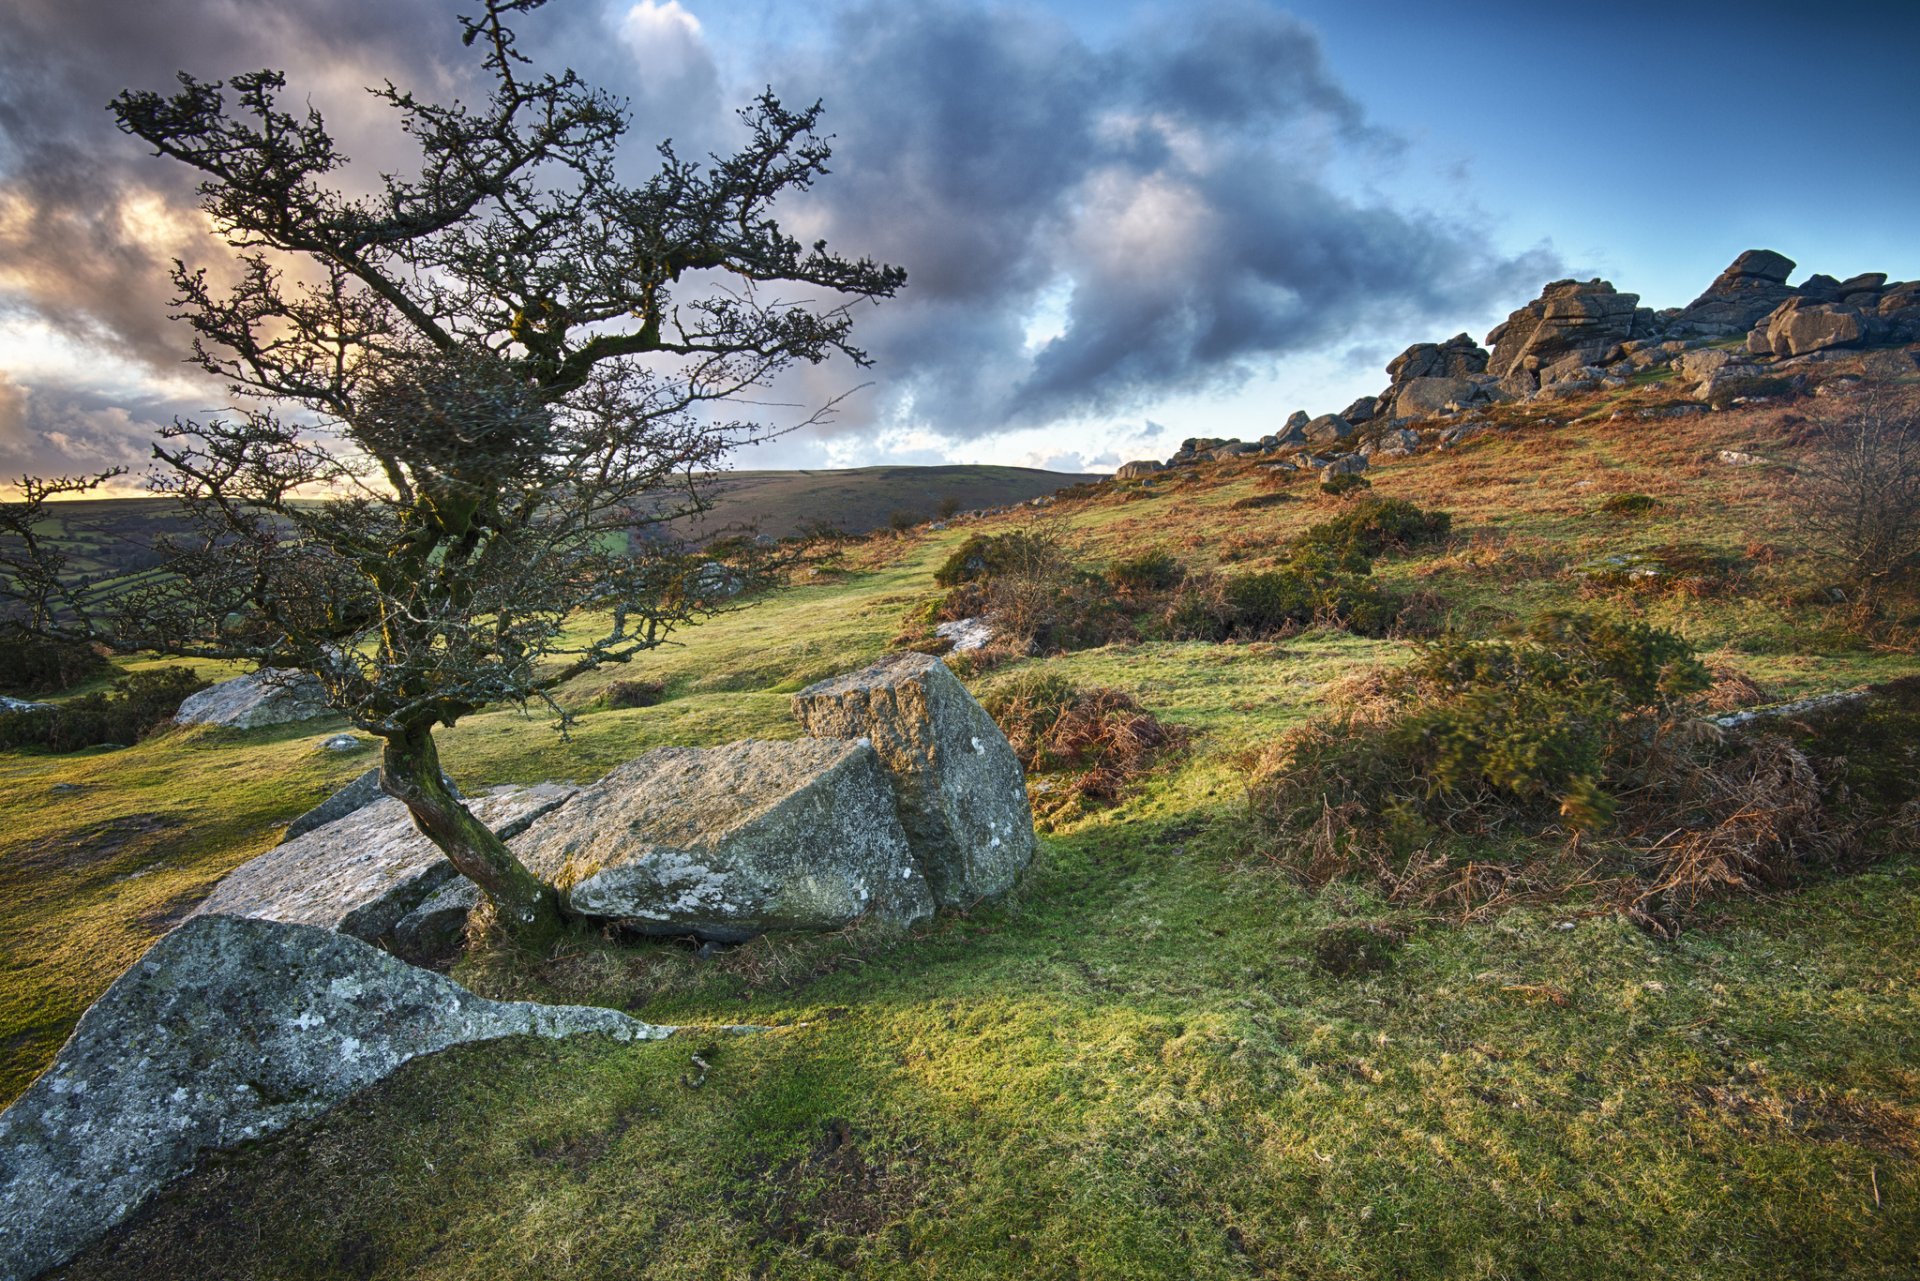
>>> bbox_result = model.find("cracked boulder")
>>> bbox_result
[0,915,665,1281]
[792,653,1034,906]
[189,783,576,947]
[515,738,933,940]
[172,668,332,729]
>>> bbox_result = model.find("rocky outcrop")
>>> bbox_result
[1486,278,1647,395]
[1341,395,1379,425]
[1114,460,1163,479]
[1387,333,1487,383]
[1302,413,1353,447]
[516,738,933,940]
[1750,297,1866,357]
[792,653,1035,907]
[1392,376,1480,419]
[0,915,665,1281]
[173,668,331,729]
[190,783,575,947]
[1670,249,1799,335]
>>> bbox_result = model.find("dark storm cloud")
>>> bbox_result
[771,0,1556,435]
[0,0,1557,474]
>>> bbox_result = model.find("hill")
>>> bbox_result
[5,360,1920,1277]
[641,463,1099,543]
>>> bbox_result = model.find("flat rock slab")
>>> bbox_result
[515,738,933,941]
[190,783,576,946]
[792,653,1034,906]
[281,766,463,843]
[172,668,332,729]
[0,914,666,1281]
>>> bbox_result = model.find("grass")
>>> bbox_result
[8,384,1920,1278]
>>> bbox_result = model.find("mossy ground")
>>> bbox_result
[9,389,1920,1278]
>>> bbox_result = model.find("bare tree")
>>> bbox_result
[0,0,902,939]
[1791,385,1920,607]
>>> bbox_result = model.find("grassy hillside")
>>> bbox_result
[647,464,1098,543]
[7,382,1920,1279]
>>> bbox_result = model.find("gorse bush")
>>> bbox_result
[1296,497,1452,561]
[0,633,110,696]
[933,530,1061,587]
[1105,549,1183,596]
[1244,610,1913,929]
[0,666,211,753]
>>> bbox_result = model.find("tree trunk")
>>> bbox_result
[380,725,563,941]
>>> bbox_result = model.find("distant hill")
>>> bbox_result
[641,464,1100,543]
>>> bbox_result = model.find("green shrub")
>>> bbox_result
[1319,472,1371,497]
[1296,497,1452,561]
[1249,610,1710,854]
[933,530,1059,587]
[604,679,665,709]
[1105,549,1183,595]
[0,666,211,753]
[0,633,110,696]
[1599,493,1660,517]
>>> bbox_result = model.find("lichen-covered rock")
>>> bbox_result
[0,915,665,1281]
[190,783,576,946]
[1386,333,1487,383]
[792,653,1034,906]
[172,668,331,729]
[516,739,933,940]
[1114,459,1163,479]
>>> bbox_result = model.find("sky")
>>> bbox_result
[2,0,1917,483]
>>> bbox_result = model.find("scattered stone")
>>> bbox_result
[1717,449,1761,466]
[1320,455,1369,481]
[1369,427,1422,458]
[516,738,933,939]
[933,616,994,653]
[317,733,362,753]
[173,668,331,730]
[793,652,1034,907]
[190,783,575,947]
[0,915,666,1281]
[1114,460,1163,479]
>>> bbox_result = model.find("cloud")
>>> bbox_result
[767,0,1557,440]
[0,0,1557,473]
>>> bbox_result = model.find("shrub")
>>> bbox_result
[604,679,665,709]
[982,674,1189,819]
[933,530,1060,587]
[1320,472,1371,497]
[1296,497,1452,561]
[0,633,110,696]
[0,666,211,753]
[887,509,919,533]
[1163,578,1234,642]
[1105,549,1184,596]
[1600,493,1660,517]
[1789,386,1920,605]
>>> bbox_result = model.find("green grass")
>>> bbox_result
[9,392,1920,1278]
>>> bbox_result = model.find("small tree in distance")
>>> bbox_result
[1791,385,1920,610]
[1,0,902,939]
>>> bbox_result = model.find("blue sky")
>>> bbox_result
[2,0,1916,480]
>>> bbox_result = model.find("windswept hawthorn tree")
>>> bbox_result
[2,0,902,938]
